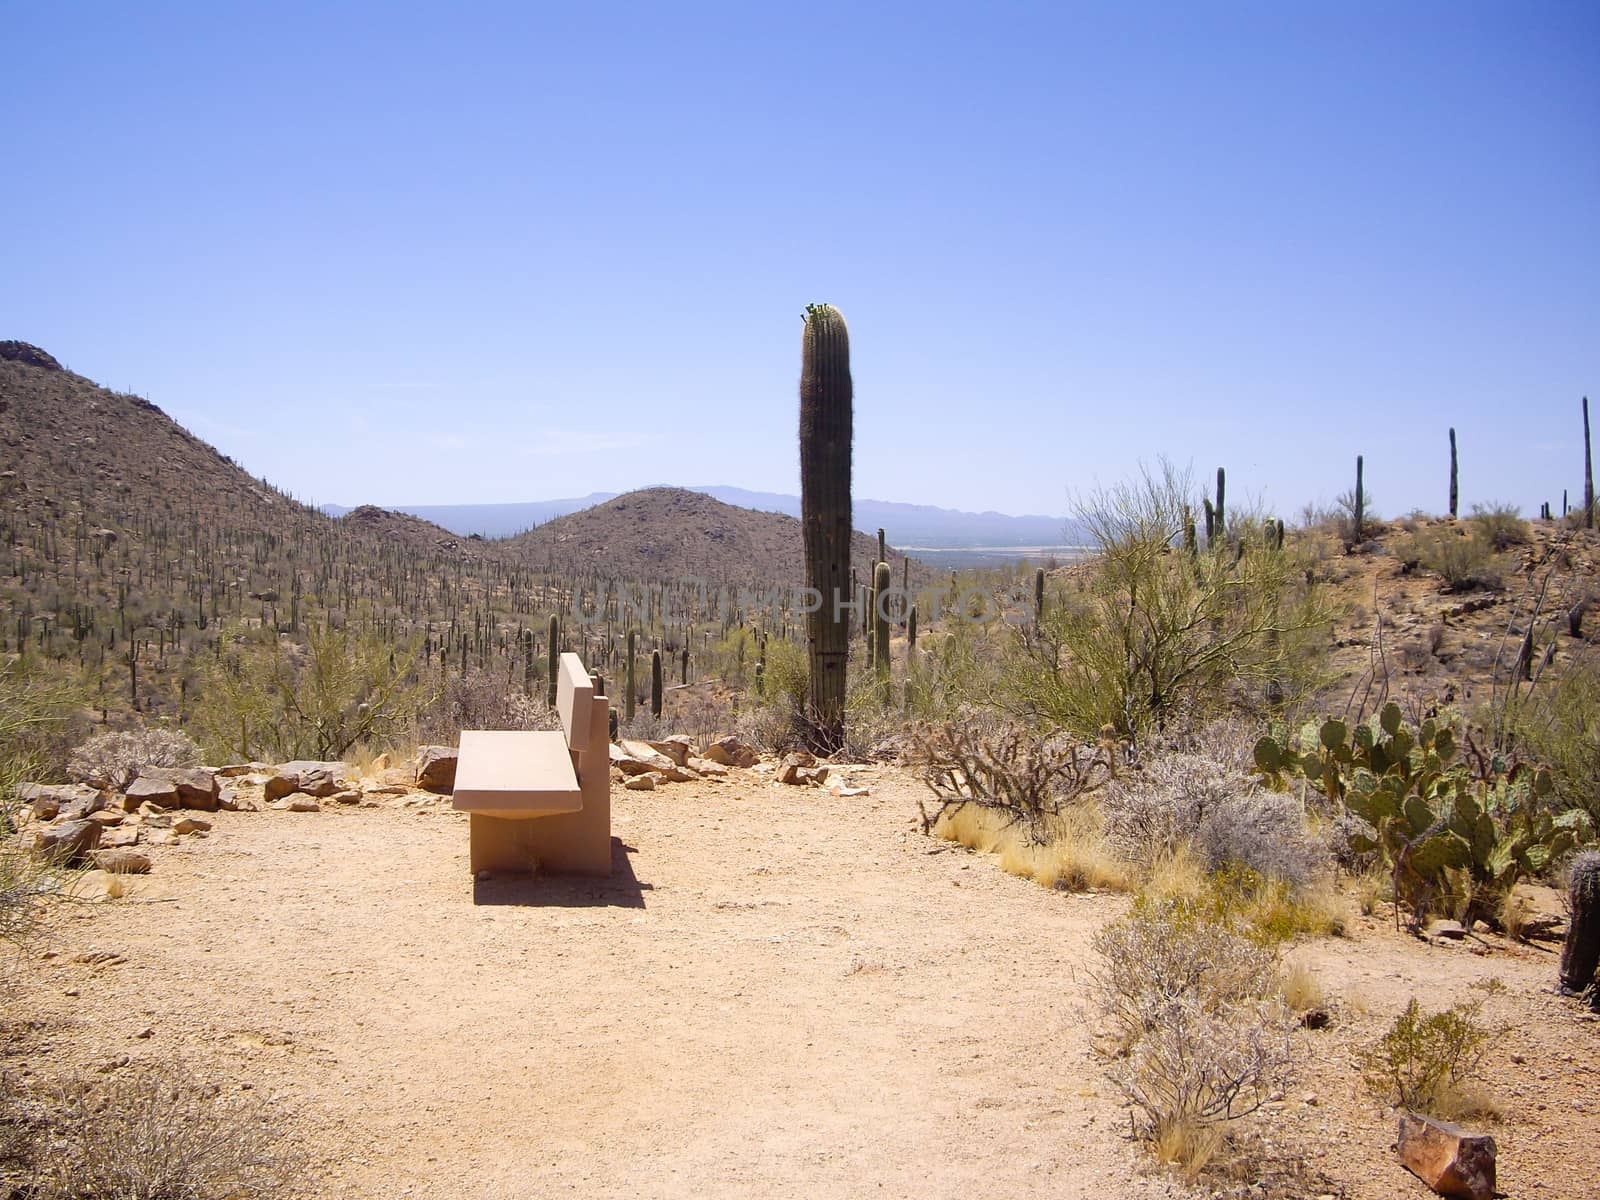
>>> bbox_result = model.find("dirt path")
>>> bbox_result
[13,771,1184,1200]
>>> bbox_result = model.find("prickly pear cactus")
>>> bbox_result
[1254,701,1593,926]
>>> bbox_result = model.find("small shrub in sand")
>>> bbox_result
[1101,734,1330,893]
[41,1062,295,1200]
[1090,898,1297,1170]
[1357,996,1501,1120]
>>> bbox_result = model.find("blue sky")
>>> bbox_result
[2,1,1594,521]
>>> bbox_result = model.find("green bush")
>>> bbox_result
[1396,525,1500,591]
[1506,658,1600,828]
[1007,462,1329,742]
[1358,996,1496,1114]
[1469,502,1531,551]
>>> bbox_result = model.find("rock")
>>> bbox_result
[131,766,219,811]
[644,736,694,767]
[623,774,657,791]
[702,736,760,769]
[272,796,322,813]
[99,827,141,848]
[215,762,269,778]
[265,761,345,800]
[124,774,180,808]
[91,849,151,875]
[172,816,212,835]
[688,757,728,779]
[330,790,362,805]
[1426,919,1468,941]
[369,752,391,772]
[609,744,659,776]
[144,828,178,846]
[1398,1114,1496,1200]
[138,807,172,827]
[87,809,125,826]
[32,819,101,863]
[778,752,815,785]
[658,765,700,783]
[18,783,101,822]
[620,741,675,771]
[833,785,871,798]
[414,746,458,794]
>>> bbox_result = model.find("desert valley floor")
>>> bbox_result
[7,769,1600,1199]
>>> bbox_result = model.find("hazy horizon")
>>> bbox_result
[3,3,1594,520]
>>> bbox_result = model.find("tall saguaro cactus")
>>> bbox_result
[799,303,853,751]
[1354,455,1365,543]
[546,614,559,708]
[625,629,637,723]
[1214,467,1226,545]
[1448,427,1459,519]
[1585,396,1594,530]
[874,560,892,694]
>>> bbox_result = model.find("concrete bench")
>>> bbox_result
[452,652,612,877]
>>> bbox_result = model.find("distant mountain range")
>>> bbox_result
[325,485,1084,548]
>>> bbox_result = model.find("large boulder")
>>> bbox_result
[702,736,760,769]
[130,766,219,811]
[264,761,347,800]
[124,774,180,808]
[32,819,102,863]
[414,746,458,794]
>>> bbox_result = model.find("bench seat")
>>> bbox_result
[452,730,583,815]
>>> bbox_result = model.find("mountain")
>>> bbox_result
[501,487,936,591]
[323,493,617,535]
[326,486,1083,547]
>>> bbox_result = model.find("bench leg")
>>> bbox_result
[470,814,543,875]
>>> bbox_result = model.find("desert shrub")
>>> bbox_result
[1090,899,1296,1154]
[911,713,1113,844]
[1469,502,1531,551]
[191,620,427,763]
[1397,525,1500,591]
[1357,996,1496,1116]
[42,1063,294,1200]
[0,845,70,945]
[66,729,202,791]
[732,638,810,753]
[0,662,82,811]
[1101,738,1326,889]
[1506,657,1600,826]
[415,667,557,745]
[1006,461,1330,743]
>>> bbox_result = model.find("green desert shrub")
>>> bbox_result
[1358,995,1498,1116]
[1469,502,1531,551]
[1006,462,1330,744]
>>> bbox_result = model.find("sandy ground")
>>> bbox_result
[7,767,1600,1199]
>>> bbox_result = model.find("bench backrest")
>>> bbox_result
[555,652,595,750]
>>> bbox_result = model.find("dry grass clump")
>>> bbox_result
[936,803,1132,892]
[1279,957,1325,1013]
[39,1062,297,1200]
[1140,850,1346,942]
[1089,899,1298,1172]
[0,845,70,945]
